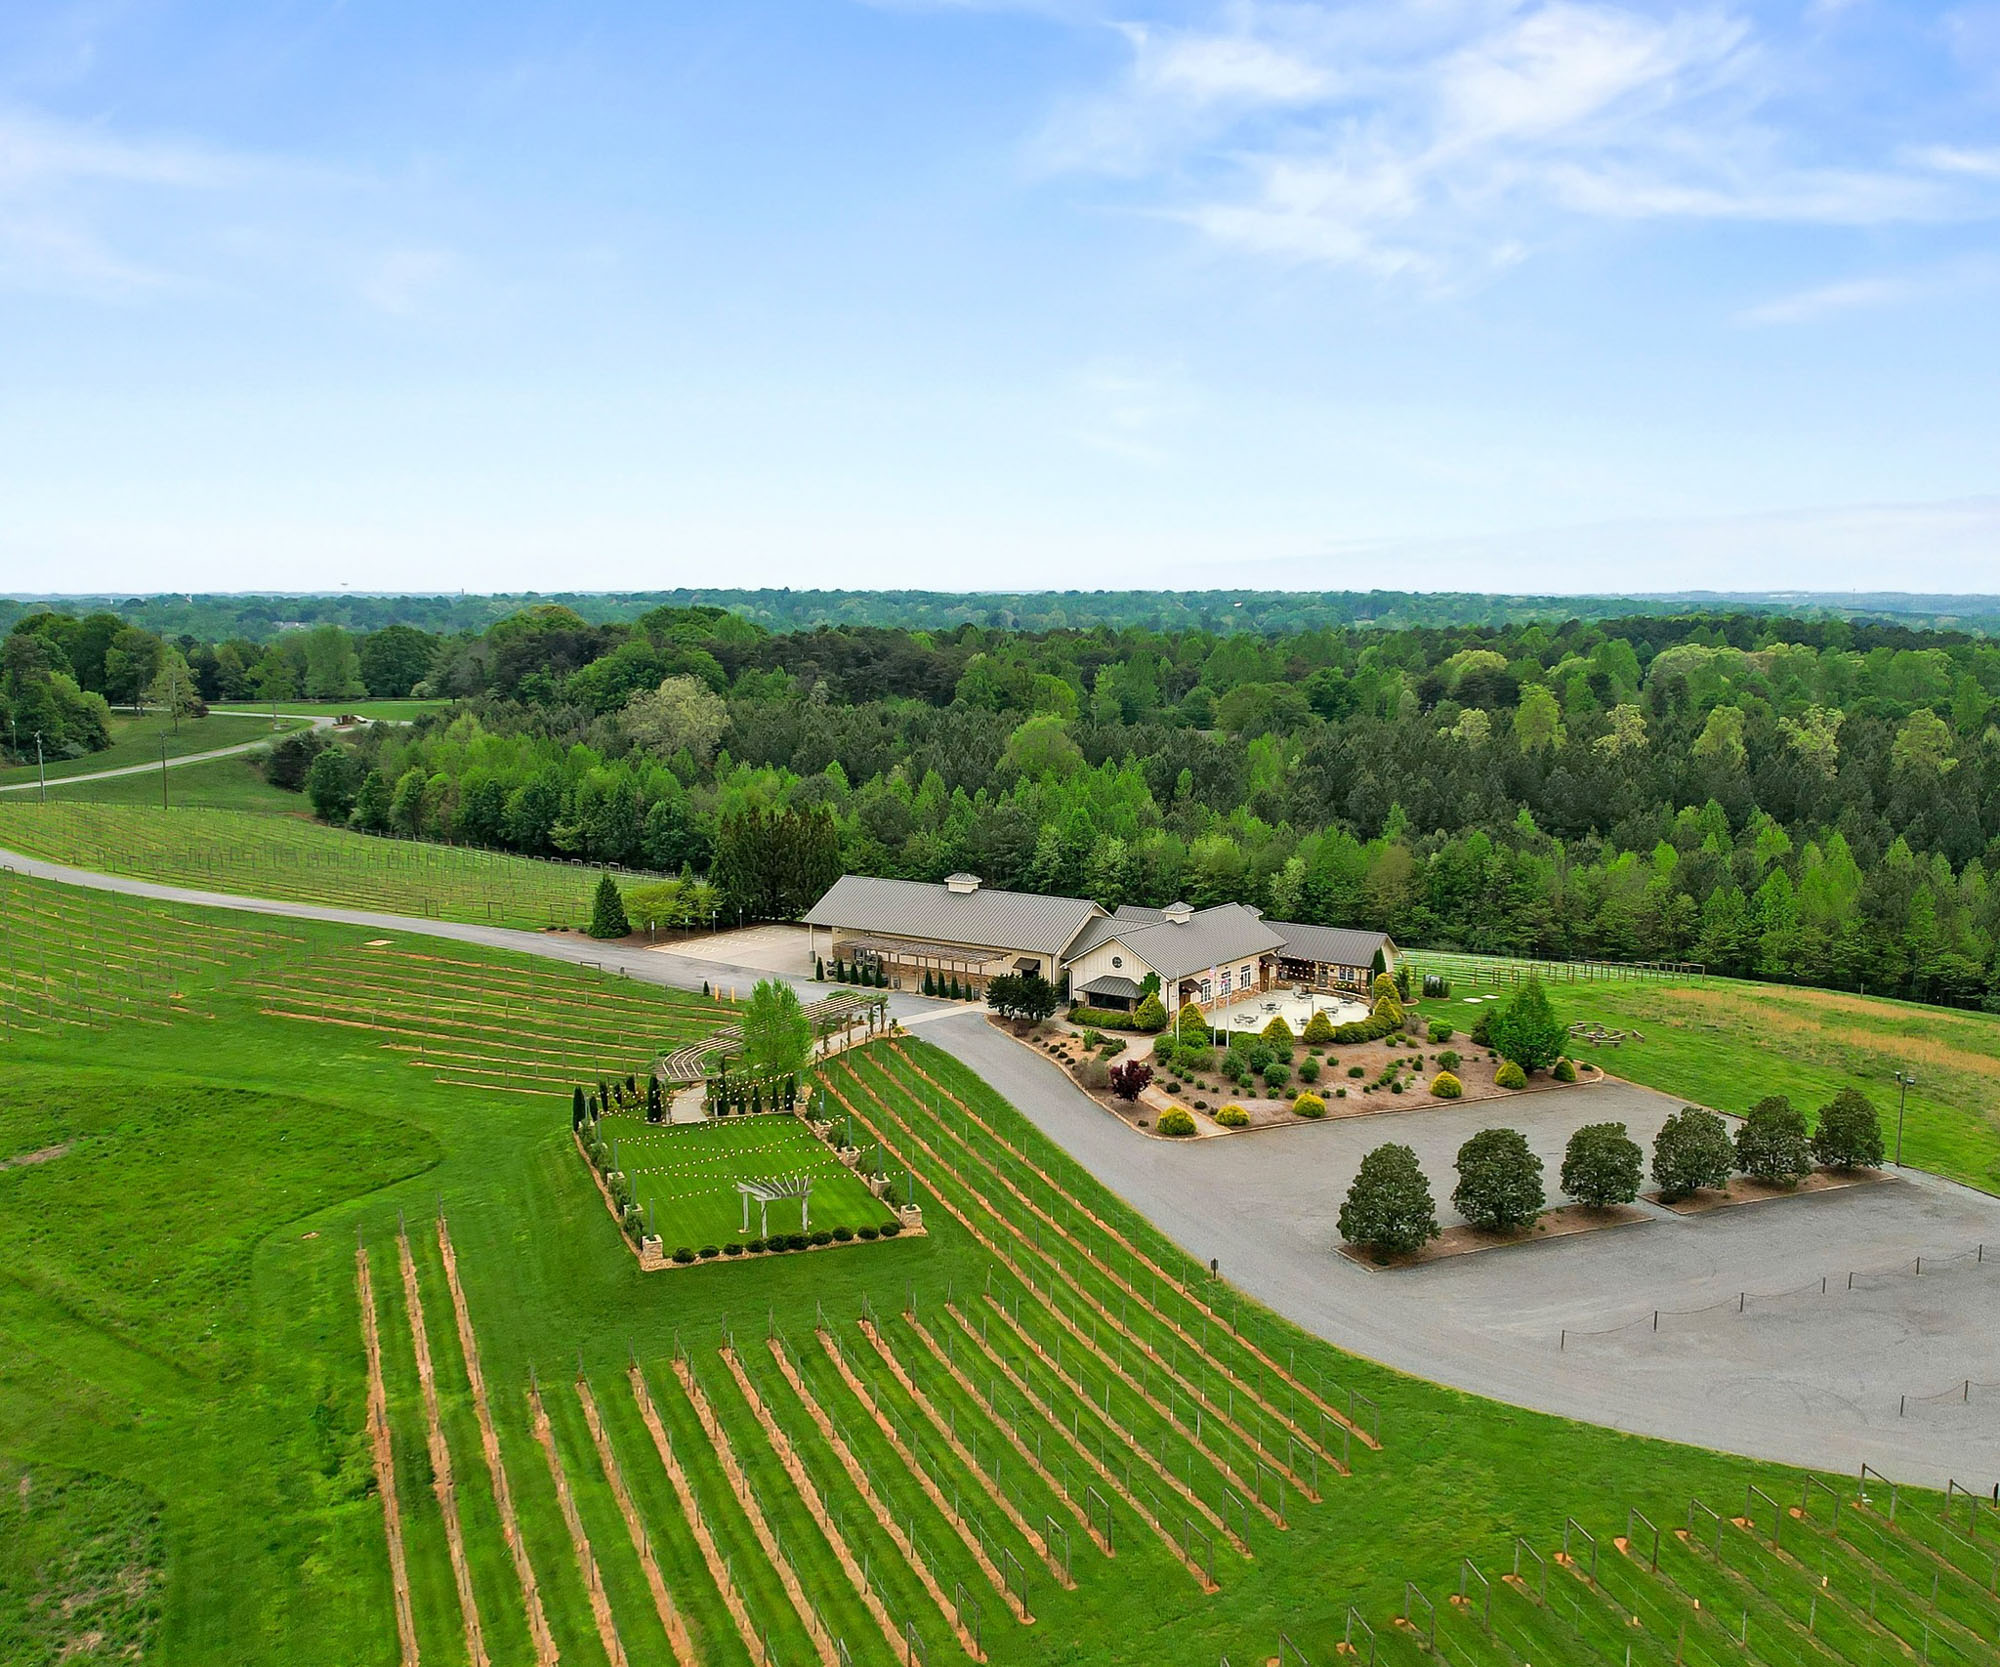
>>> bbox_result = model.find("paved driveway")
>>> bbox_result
[923,1011,2000,1490]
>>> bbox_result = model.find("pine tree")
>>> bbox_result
[587,872,631,939]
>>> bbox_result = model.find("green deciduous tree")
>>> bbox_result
[1735,1094,1812,1187]
[1652,1107,1735,1202]
[1560,1122,1643,1208]
[1452,1127,1545,1231]
[1810,1088,1884,1171]
[741,978,814,1077]
[1338,1144,1439,1259]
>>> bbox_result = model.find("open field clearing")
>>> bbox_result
[210,699,453,722]
[35,749,308,811]
[0,803,629,928]
[0,871,1992,1666]
[0,710,307,788]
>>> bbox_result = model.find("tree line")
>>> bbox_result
[13,596,2000,1007]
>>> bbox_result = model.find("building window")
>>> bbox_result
[1111,955,1122,968]
[1241,964,1253,986]
[1220,968,1232,994]
[1198,979,1211,1001]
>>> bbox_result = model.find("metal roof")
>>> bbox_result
[1269,922,1395,969]
[803,874,1105,958]
[1073,902,1288,983]
[1076,974,1143,1001]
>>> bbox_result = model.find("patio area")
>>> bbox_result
[1205,987,1371,1038]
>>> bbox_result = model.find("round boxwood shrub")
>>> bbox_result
[1297,1056,1321,1084]
[787,1232,810,1251]
[809,1229,832,1246]
[1494,1060,1528,1090]
[724,1242,745,1256]
[1348,1065,1366,1078]
[698,1244,720,1259]
[858,1225,880,1241]
[1430,1070,1463,1098]
[1156,1107,1197,1137]
[1427,1020,1456,1044]
[832,1225,854,1241]
[1552,1057,1577,1083]
[1215,1103,1249,1127]
[1261,1061,1291,1091]
[1335,1087,1347,1098]
[880,1221,902,1238]
[1292,1092,1327,1119]
[1437,1050,1462,1072]
[747,1236,767,1253]
[672,1246,697,1264]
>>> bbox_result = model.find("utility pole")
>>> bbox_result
[34,731,45,803]
[162,732,170,809]
[1892,1071,1916,1167]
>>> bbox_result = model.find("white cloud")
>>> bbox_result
[1067,357,1200,464]
[1035,2,2000,279]
[0,107,263,192]
[360,248,458,316]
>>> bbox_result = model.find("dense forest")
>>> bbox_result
[8,597,2000,1008]
[8,586,2000,643]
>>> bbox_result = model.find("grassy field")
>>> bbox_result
[0,871,1983,1667]
[34,750,304,811]
[0,710,305,789]
[0,802,630,929]
[1420,970,2000,1193]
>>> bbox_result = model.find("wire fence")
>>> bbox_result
[1402,949,1706,988]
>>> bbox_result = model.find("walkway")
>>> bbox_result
[6,841,1997,1487]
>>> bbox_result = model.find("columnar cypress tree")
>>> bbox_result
[572,1085,587,1130]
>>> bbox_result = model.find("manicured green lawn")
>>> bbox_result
[598,1111,896,1250]
[0,878,1971,1667]
[0,710,304,788]
[1420,972,2000,1193]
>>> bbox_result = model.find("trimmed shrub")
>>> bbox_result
[1302,1010,1337,1044]
[810,1229,833,1246]
[1430,1070,1463,1098]
[1652,1106,1735,1202]
[1347,1065,1365,1078]
[1133,992,1169,1033]
[1552,1057,1577,1083]
[1370,972,1399,1005]
[1261,1015,1295,1050]
[1427,1020,1455,1043]
[1291,1092,1327,1119]
[747,1237,767,1253]
[1812,1087,1884,1171]
[1156,1107,1197,1137]
[787,1232,809,1251]
[858,1225,880,1241]
[1437,1049,1461,1071]
[1335,1087,1347,1098]
[1561,1122,1643,1208]
[672,1246,697,1264]
[1261,1061,1290,1091]
[698,1244,720,1259]
[1175,1001,1209,1042]
[1338,1143,1439,1258]
[1494,1060,1527,1089]
[1735,1095,1812,1187]
[1296,1056,1320,1083]
[1215,1103,1250,1128]
[1422,973,1452,998]
[724,1242,745,1256]
[833,1225,854,1241]
[881,1221,902,1238]
[1452,1127,1545,1231]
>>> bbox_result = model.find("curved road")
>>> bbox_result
[6,842,1998,1488]
[0,715,327,795]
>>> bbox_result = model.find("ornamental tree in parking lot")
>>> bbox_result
[1651,1106,1735,1202]
[1338,1143,1439,1259]
[1451,1127,1545,1231]
[1735,1094,1812,1187]
[1811,1088,1884,1171]
[1560,1122,1643,1208]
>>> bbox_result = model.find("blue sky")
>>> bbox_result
[2,0,1997,595]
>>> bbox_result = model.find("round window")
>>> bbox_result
[1111,956,1123,968]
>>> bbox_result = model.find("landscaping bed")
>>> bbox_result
[1647,1167,1893,1215]
[1338,1202,1653,1270]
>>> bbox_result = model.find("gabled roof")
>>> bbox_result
[803,874,1105,958]
[1076,974,1144,1001]
[1268,922,1394,968]
[1071,902,1288,983]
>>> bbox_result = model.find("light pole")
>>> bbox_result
[1892,1070,1916,1167]
[162,732,170,809]
[34,730,45,803]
